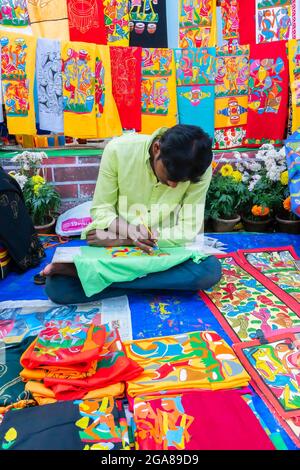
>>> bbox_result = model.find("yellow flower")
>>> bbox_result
[251,205,270,217]
[231,170,242,183]
[4,428,17,442]
[31,175,45,185]
[220,164,233,177]
[33,184,41,195]
[280,171,289,186]
[283,196,291,212]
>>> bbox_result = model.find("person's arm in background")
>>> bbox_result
[158,165,212,247]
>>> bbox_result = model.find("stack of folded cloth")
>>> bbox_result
[20,317,143,403]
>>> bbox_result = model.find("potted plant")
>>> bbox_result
[206,164,245,232]
[276,196,300,234]
[235,144,287,232]
[9,151,61,233]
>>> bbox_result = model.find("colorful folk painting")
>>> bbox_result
[66,0,107,44]
[103,0,129,46]
[177,85,214,137]
[141,48,177,130]
[106,246,169,258]
[215,45,249,97]
[214,126,247,149]
[256,0,292,43]
[0,32,36,134]
[95,55,105,118]
[238,247,300,305]
[220,0,239,43]
[179,0,215,48]
[248,56,285,114]
[36,39,64,133]
[199,254,300,343]
[233,330,300,418]
[215,95,248,128]
[289,39,300,133]
[245,41,288,142]
[110,46,141,131]
[285,132,300,217]
[0,0,29,27]
[62,42,97,137]
[174,47,216,86]
[75,398,130,450]
[142,47,173,76]
[129,0,167,48]
[124,330,249,397]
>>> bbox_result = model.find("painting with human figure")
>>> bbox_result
[179,0,214,48]
[256,0,294,43]
[234,330,300,418]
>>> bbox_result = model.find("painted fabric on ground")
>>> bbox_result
[124,330,249,398]
[199,253,300,343]
[0,398,130,450]
[134,390,275,450]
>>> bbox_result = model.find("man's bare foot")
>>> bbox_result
[41,263,78,278]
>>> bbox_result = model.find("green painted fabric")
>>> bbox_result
[74,245,206,297]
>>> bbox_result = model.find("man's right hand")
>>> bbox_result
[128,224,159,254]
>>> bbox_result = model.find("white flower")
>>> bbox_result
[10,172,28,189]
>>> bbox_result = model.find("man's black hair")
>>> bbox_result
[158,124,213,183]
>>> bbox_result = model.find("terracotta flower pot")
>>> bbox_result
[212,215,241,233]
[242,217,273,233]
[34,216,56,235]
[275,215,300,235]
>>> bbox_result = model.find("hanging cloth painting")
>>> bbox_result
[129,0,168,48]
[141,48,177,134]
[288,39,300,133]
[103,0,130,47]
[36,38,64,133]
[95,45,123,139]
[174,47,216,138]
[256,0,294,44]
[214,43,250,150]
[238,0,256,46]
[179,0,216,49]
[61,41,97,138]
[285,131,300,217]
[66,0,107,45]
[0,0,29,27]
[220,0,240,46]
[110,46,142,131]
[0,47,3,123]
[27,0,69,41]
[244,41,289,144]
[0,32,36,135]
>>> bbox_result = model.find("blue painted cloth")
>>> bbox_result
[285,130,300,217]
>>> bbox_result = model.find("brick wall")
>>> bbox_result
[0,149,257,213]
